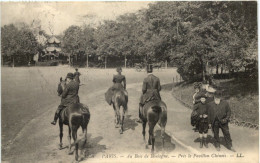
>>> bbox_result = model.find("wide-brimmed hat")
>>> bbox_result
[146,64,153,73]
[199,93,207,99]
[206,86,216,93]
[66,73,74,79]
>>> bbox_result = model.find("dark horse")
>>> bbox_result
[112,89,128,134]
[57,77,90,162]
[140,100,167,152]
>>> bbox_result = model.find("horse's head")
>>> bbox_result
[57,77,66,96]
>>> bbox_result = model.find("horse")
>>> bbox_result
[111,89,128,134]
[57,77,90,162]
[140,100,167,153]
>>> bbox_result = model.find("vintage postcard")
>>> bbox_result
[1,1,258,163]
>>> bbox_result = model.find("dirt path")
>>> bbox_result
[2,68,185,163]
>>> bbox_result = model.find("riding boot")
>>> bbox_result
[136,104,143,123]
[51,113,59,125]
[200,138,203,148]
[204,138,208,148]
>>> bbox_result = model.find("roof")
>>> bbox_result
[48,36,61,44]
[46,47,61,52]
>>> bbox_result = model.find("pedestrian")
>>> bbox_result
[193,82,202,105]
[193,93,209,148]
[207,90,236,152]
[205,85,216,103]
[74,68,81,83]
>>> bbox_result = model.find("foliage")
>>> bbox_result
[1,24,40,66]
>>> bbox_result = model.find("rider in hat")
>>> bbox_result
[137,64,161,123]
[105,67,127,105]
[74,68,81,83]
[207,90,236,152]
[51,73,80,125]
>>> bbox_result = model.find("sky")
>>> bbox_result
[1,2,151,35]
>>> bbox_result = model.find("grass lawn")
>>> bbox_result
[162,78,259,125]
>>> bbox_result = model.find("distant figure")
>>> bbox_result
[193,82,202,105]
[205,86,216,103]
[207,90,236,152]
[105,67,127,105]
[74,68,81,83]
[137,64,161,123]
[193,94,209,148]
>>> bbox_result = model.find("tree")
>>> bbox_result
[63,26,83,66]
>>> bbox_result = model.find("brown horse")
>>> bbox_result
[57,77,90,162]
[112,89,128,134]
[140,100,167,153]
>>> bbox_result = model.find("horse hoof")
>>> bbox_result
[68,150,74,155]
[145,145,149,149]
[115,124,119,128]
[59,144,63,150]
[120,129,123,134]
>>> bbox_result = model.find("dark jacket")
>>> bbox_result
[207,100,231,125]
[140,74,161,104]
[61,80,80,106]
[194,102,209,123]
[112,74,126,90]
[74,72,81,83]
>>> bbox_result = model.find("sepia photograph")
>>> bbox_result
[0,1,258,163]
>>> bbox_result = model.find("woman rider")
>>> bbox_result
[105,67,126,105]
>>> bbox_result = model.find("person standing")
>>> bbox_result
[51,73,80,125]
[137,64,161,123]
[193,94,209,148]
[74,68,81,83]
[207,90,236,152]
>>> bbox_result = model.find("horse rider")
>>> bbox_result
[74,68,81,84]
[137,64,161,123]
[105,67,127,105]
[51,73,80,125]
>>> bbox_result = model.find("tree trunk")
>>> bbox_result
[12,55,15,68]
[124,54,126,68]
[216,64,219,74]
[105,55,107,69]
[86,53,89,68]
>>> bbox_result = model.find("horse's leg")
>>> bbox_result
[115,104,120,128]
[148,122,156,153]
[113,104,118,128]
[67,126,73,155]
[120,106,125,134]
[72,125,79,162]
[59,120,63,150]
[142,121,147,141]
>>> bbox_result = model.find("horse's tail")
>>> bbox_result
[115,90,128,112]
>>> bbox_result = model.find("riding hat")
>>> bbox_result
[66,73,74,79]
[146,64,153,73]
